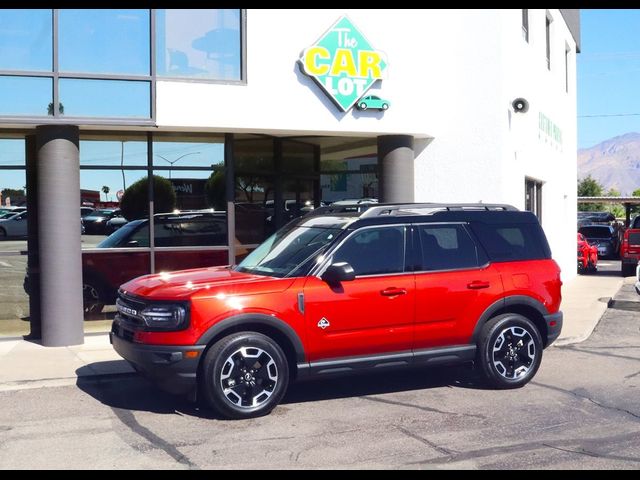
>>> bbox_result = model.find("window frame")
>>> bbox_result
[521,9,529,43]
[0,9,246,125]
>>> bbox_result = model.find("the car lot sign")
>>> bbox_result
[300,16,387,112]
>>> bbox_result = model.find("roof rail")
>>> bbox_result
[307,203,374,216]
[359,203,519,218]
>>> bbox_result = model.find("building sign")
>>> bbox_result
[300,16,387,112]
[538,112,563,148]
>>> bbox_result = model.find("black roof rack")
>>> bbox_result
[307,202,518,218]
[360,203,519,218]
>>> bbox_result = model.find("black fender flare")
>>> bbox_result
[471,295,549,343]
[196,313,306,364]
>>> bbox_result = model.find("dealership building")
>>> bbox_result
[0,9,580,345]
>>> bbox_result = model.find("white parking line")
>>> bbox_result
[0,261,11,267]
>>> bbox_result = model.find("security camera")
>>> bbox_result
[512,98,529,113]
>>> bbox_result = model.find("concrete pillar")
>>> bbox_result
[377,135,415,203]
[36,125,84,346]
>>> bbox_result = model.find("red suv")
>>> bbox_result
[110,203,563,419]
[621,215,640,276]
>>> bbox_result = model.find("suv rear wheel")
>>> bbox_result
[477,313,543,389]
[200,332,289,419]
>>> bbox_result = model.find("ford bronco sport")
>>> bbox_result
[110,203,563,419]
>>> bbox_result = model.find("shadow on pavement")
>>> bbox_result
[75,362,483,420]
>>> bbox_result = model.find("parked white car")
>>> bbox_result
[0,211,27,239]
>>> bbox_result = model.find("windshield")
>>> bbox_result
[579,227,612,238]
[235,225,344,278]
[97,220,144,248]
[92,209,116,217]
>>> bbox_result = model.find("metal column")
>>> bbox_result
[377,135,415,203]
[36,125,84,346]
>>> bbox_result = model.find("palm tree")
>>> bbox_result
[101,186,110,202]
[47,103,64,116]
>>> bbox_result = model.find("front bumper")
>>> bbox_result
[544,311,563,346]
[110,327,205,397]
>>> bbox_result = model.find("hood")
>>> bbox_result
[121,266,294,300]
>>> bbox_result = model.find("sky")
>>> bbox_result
[578,9,640,149]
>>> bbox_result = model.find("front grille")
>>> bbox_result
[116,292,146,328]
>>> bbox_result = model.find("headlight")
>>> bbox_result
[95,218,104,223]
[140,304,188,330]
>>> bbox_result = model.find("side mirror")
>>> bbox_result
[321,262,356,285]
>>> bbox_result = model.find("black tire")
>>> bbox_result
[359,102,367,110]
[0,227,6,239]
[622,262,636,277]
[477,313,543,389]
[83,280,105,317]
[382,103,389,110]
[200,332,289,419]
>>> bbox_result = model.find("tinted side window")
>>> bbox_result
[154,216,228,247]
[470,222,549,261]
[332,226,405,276]
[418,224,479,271]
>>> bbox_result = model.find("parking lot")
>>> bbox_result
[1,282,639,469]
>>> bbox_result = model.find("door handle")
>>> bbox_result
[380,287,407,297]
[467,281,490,290]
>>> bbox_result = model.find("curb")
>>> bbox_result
[553,296,613,347]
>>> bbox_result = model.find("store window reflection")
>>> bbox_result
[156,9,242,81]
[0,138,29,337]
[0,9,52,71]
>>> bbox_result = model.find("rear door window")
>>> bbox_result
[417,224,481,271]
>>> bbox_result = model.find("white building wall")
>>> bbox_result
[156,8,578,280]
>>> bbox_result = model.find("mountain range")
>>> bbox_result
[578,132,640,196]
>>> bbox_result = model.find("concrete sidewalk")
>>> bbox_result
[0,273,628,391]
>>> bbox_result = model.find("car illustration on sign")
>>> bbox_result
[356,95,390,111]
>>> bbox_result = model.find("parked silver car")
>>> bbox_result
[0,211,27,238]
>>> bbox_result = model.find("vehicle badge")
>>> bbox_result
[317,317,330,329]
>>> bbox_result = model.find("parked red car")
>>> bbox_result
[577,232,598,274]
[111,202,563,419]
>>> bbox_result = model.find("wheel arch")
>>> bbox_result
[472,296,549,347]
[196,314,305,380]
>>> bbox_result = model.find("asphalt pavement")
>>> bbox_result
[0,262,638,469]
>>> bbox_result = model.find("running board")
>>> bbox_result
[297,345,476,378]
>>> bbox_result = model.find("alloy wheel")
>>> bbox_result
[219,346,278,409]
[491,326,536,380]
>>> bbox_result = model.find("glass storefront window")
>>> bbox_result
[59,79,150,118]
[282,141,316,175]
[320,155,379,203]
[0,9,52,72]
[0,76,52,116]
[80,136,148,167]
[156,9,241,81]
[0,162,29,337]
[59,9,150,75]
[235,176,274,245]
[153,138,225,170]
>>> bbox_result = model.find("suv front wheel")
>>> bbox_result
[477,313,543,389]
[200,332,289,419]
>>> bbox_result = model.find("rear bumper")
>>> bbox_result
[110,331,205,397]
[544,311,563,346]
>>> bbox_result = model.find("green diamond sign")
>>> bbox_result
[300,16,388,112]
